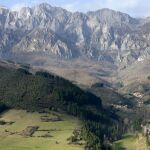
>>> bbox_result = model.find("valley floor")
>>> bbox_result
[0,109,84,150]
[114,134,150,150]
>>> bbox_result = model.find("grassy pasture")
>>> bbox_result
[114,134,149,150]
[0,109,84,150]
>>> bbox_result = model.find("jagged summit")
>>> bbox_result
[0,3,149,67]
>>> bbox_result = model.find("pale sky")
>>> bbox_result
[0,0,150,17]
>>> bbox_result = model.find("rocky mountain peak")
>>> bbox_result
[38,3,52,9]
[0,3,149,67]
[87,8,137,27]
[18,7,32,18]
[0,6,9,14]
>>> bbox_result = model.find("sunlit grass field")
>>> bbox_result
[114,134,149,150]
[0,109,84,150]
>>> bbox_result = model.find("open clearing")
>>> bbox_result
[0,109,84,150]
[114,134,150,150]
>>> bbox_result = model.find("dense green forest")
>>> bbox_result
[0,102,8,113]
[0,64,125,149]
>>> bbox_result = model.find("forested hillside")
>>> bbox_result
[0,61,122,149]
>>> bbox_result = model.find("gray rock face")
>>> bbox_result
[0,3,150,66]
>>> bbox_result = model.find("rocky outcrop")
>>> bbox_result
[0,3,150,66]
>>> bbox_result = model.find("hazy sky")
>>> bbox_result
[0,0,150,17]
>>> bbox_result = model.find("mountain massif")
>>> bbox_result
[0,3,150,66]
[0,3,150,98]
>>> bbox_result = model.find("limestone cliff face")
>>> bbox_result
[0,3,150,66]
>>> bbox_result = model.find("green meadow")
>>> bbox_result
[114,134,149,150]
[0,109,84,150]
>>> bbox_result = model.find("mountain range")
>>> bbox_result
[0,3,150,64]
[0,3,150,96]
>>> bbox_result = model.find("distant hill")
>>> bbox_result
[89,85,137,108]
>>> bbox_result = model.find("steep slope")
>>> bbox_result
[0,3,149,67]
[89,85,137,108]
[0,62,101,110]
